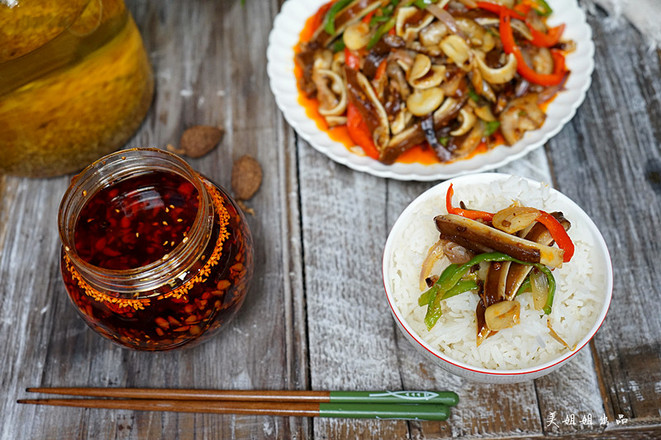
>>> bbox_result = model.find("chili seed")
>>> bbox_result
[189,325,201,335]
[216,280,231,290]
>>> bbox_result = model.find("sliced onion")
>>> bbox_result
[510,19,532,41]
[419,239,446,290]
[537,74,569,103]
[548,320,576,350]
[515,79,530,98]
[530,268,549,311]
[484,300,521,331]
[492,203,540,234]
[427,4,465,39]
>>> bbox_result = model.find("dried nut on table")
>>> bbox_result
[231,155,263,201]
[174,125,225,158]
[0,0,153,177]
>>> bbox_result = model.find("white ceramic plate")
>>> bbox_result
[382,173,613,382]
[267,0,594,181]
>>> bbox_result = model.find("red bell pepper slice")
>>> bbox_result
[479,1,563,48]
[309,2,333,35]
[499,11,517,53]
[362,9,376,24]
[344,47,360,70]
[536,210,575,262]
[513,46,566,86]
[475,1,525,19]
[500,13,567,86]
[512,2,533,16]
[374,59,387,80]
[346,102,380,160]
[445,184,494,222]
[345,49,379,159]
[529,23,565,47]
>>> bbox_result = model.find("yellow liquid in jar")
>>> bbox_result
[0,0,154,177]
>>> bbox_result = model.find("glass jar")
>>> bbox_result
[0,0,154,177]
[58,148,254,350]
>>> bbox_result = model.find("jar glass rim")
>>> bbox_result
[58,147,213,296]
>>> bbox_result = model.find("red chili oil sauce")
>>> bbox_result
[61,169,253,350]
[73,171,199,270]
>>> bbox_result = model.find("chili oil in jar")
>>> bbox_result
[58,148,253,350]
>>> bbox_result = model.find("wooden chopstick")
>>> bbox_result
[24,388,459,406]
[17,398,450,421]
[25,388,332,403]
[18,399,322,417]
[19,388,459,421]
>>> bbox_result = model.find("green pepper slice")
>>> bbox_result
[366,16,395,49]
[529,0,553,16]
[422,252,557,330]
[516,277,531,295]
[418,263,460,306]
[443,280,479,300]
[323,0,355,35]
[413,0,439,9]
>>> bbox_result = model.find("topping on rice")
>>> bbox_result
[388,176,602,370]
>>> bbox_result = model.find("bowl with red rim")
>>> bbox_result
[382,173,613,383]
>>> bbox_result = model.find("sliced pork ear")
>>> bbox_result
[475,285,494,346]
[484,260,510,305]
[434,214,565,268]
[504,212,570,300]
[477,259,509,344]
[380,92,469,164]
[295,42,323,97]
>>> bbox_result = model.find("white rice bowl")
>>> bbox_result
[383,173,612,383]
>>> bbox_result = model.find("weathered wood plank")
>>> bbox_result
[0,175,71,440]
[297,144,411,439]
[546,6,661,430]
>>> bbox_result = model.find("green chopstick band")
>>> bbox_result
[329,390,459,406]
[319,402,449,421]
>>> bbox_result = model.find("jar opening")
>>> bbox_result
[58,148,214,297]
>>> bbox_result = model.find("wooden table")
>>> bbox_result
[1,0,660,438]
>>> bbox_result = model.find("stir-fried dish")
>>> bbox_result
[419,184,575,346]
[295,0,573,164]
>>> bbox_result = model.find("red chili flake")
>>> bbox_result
[167,316,182,326]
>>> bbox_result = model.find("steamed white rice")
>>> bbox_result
[389,176,605,370]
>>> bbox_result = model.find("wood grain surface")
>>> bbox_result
[1,0,660,438]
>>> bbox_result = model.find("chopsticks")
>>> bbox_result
[19,388,459,421]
